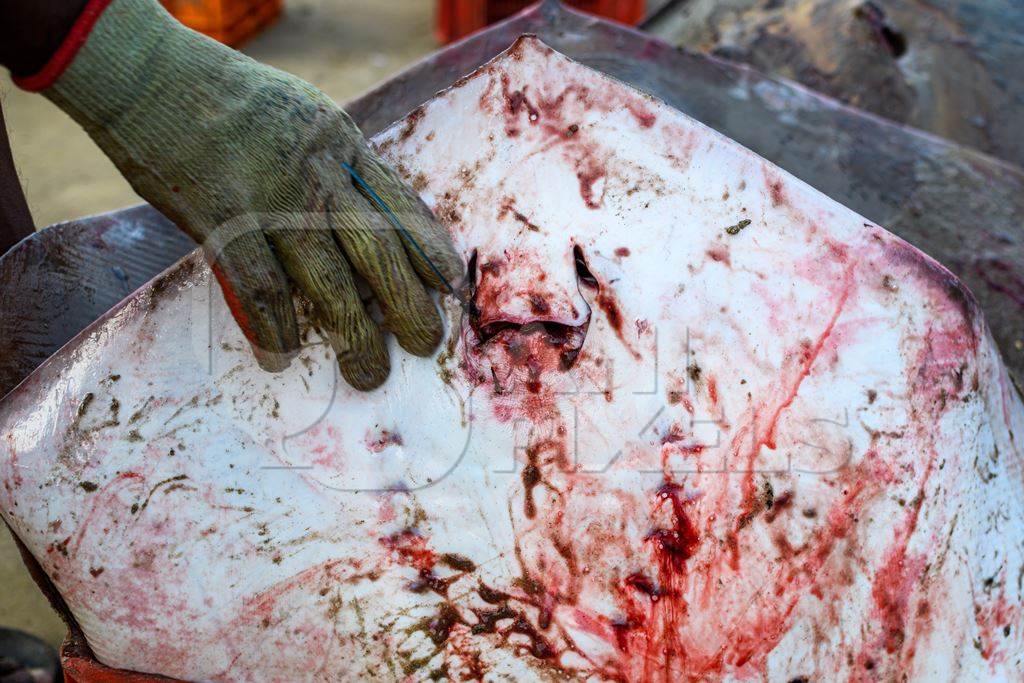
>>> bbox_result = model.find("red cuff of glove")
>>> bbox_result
[13,0,116,92]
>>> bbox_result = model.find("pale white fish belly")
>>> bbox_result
[1,37,1022,682]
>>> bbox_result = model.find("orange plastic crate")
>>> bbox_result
[436,0,645,44]
[160,0,282,46]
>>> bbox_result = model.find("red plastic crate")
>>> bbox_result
[436,0,645,44]
[160,0,281,46]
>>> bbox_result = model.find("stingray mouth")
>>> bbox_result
[473,319,589,370]
[464,249,592,390]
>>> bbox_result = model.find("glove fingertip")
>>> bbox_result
[341,358,391,392]
[328,313,391,391]
[251,344,299,373]
[393,311,444,358]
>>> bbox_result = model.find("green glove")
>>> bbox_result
[30,0,462,390]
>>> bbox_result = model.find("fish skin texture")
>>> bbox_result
[1,37,1022,682]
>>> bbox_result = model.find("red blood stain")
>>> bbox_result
[974,592,1021,663]
[627,103,657,128]
[499,74,540,137]
[534,84,591,140]
[623,572,658,597]
[528,295,550,315]
[520,439,567,519]
[596,292,623,334]
[522,463,541,519]
[878,235,981,347]
[763,490,793,524]
[576,156,607,210]
[706,245,731,266]
[364,429,402,453]
[864,458,935,664]
[397,105,425,142]
[488,54,659,143]
[913,323,976,410]
[870,539,928,654]
[2,440,23,490]
[599,480,706,681]
[872,552,921,649]
[646,482,700,571]
[479,258,501,277]
[728,265,856,570]
[875,228,983,414]
[379,529,435,574]
[489,74,617,210]
[595,287,641,360]
[615,247,631,257]
[659,423,686,445]
[226,558,363,637]
[766,176,787,207]
[499,197,542,232]
[399,537,565,667]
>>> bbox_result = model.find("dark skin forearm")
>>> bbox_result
[0,102,34,254]
[0,0,85,251]
[0,0,90,76]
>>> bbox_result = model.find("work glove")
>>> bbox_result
[17,0,462,390]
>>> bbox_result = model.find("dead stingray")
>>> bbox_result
[1,37,1021,681]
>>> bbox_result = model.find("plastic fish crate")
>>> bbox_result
[160,0,281,46]
[436,0,645,43]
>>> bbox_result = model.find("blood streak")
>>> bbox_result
[706,376,719,410]
[595,287,641,360]
[609,481,701,681]
[379,529,435,574]
[728,265,856,569]
[646,483,700,571]
[499,74,540,137]
[364,429,402,453]
[627,103,657,128]
[974,593,1020,663]
[378,521,566,670]
[604,461,883,680]
[766,175,787,207]
[596,292,623,333]
[865,458,936,663]
[492,73,617,211]
[520,438,566,519]
[576,158,607,209]
[500,197,542,232]
[522,461,541,519]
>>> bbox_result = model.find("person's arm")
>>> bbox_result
[0,0,89,78]
[0,0,462,389]
[0,102,34,255]
[0,1,87,254]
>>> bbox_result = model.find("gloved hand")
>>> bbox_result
[18,0,462,390]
